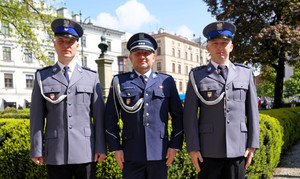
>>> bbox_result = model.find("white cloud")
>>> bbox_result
[176,25,194,40]
[95,0,158,32]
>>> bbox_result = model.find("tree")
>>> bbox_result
[203,0,300,108]
[0,0,57,65]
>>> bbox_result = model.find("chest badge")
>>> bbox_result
[207,92,212,98]
[159,85,164,89]
[50,94,55,100]
[126,98,131,105]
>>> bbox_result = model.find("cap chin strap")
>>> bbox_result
[190,71,224,105]
[36,71,67,104]
[113,76,144,114]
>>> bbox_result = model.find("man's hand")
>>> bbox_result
[31,156,44,165]
[244,148,256,169]
[94,153,106,162]
[189,151,203,172]
[165,148,177,166]
[114,150,124,170]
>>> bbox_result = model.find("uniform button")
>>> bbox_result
[127,93,130,96]
[227,109,230,113]
[227,120,230,124]
[68,102,72,106]
[145,103,149,107]
[69,114,72,118]
[69,126,72,129]
[226,98,230,101]
[84,88,87,92]
[50,88,54,91]
[146,123,150,127]
[68,90,71,94]
[226,87,229,90]
[162,93,164,96]
[145,93,149,97]
[146,113,149,116]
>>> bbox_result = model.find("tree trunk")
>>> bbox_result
[273,58,285,108]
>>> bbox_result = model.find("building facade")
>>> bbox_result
[0,7,124,110]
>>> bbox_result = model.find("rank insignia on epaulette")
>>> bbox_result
[126,98,130,105]
[50,94,55,100]
[130,74,135,78]
[207,92,212,98]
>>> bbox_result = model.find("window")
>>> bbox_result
[157,47,161,56]
[178,64,181,74]
[82,36,87,47]
[172,48,175,56]
[179,81,183,92]
[107,41,111,52]
[197,55,199,63]
[178,50,181,58]
[185,52,188,60]
[1,22,9,36]
[4,73,13,88]
[172,63,175,73]
[157,62,161,72]
[190,54,193,61]
[26,75,34,88]
[48,52,55,64]
[119,60,124,73]
[3,47,11,61]
[185,66,188,75]
[24,49,32,63]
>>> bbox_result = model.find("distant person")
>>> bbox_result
[183,21,260,178]
[261,96,268,110]
[105,32,183,179]
[30,18,106,179]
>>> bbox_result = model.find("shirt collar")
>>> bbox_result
[135,70,152,79]
[210,60,230,69]
[57,61,76,72]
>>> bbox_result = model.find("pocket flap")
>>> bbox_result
[120,90,139,97]
[77,86,93,93]
[84,127,91,137]
[43,85,61,93]
[240,122,248,132]
[154,88,169,98]
[45,129,58,139]
[233,82,248,90]
[199,83,219,91]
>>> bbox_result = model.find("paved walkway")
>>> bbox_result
[272,140,300,178]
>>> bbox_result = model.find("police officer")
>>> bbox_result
[105,32,183,179]
[183,22,259,178]
[30,18,106,179]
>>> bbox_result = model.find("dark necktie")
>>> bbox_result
[218,65,228,80]
[64,66,70,83]
[140,75,147,85]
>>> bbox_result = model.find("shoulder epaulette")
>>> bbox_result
[82,66,96,73]
[234,63,250,69]
[37,65,52,71]
[191,65,206,72]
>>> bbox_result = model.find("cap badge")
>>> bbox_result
[207,92,212,98]
[139,33,144,39]
[217,22,223,32]
[63,20,70,31]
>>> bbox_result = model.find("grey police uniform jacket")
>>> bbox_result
[105,71,183,161]
[183,62,259,158]
[30,63,106,165]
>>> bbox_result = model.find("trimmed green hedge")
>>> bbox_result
[0,107,300,178]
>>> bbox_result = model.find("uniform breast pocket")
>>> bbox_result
[199,83,220,101]
[153,88,170,99]
[43,85,61,101]
[76,85,93,104]
[120,89,139,106]
[233,82,248,102]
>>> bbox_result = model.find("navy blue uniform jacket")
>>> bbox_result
[105,71,183,161]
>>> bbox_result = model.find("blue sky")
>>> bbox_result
[53,0,216,39]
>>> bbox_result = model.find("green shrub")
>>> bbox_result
[0,107,30,119]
